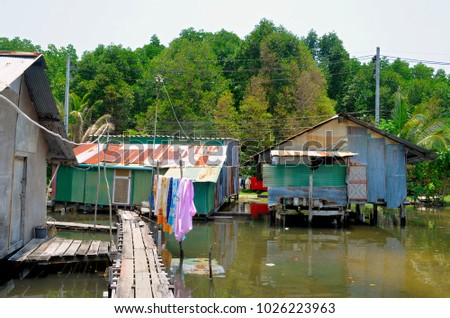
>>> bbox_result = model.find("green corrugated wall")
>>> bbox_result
[84,169,114,205]
[193,182,216,215]
[263,164,347,187]
[54,166,86,202]
[55,166,154,206]
[131,170,153,205]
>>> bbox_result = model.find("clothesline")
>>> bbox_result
[152,175,196,242]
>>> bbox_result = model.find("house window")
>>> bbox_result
[113,169,131,204]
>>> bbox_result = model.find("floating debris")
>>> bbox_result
[171,258,225,276]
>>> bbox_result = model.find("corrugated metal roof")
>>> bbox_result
[0,55,39,92]
[74,143,228,168]
[0,52,75,163]
[164,166,222,183]
[271,150,357,158]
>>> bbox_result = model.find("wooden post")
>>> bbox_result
[179,241,184,271]
[371,204,378,226]
[158,229,162,255]
[179,159,183,178]
[209,243,213,280]
[308,173,313,224]
[356,204,365,223]
[399,204,406,228]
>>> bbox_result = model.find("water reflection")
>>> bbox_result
[1,203,449,298]
[1,262,109,298]
[163,203,450,298]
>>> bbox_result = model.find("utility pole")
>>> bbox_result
[375,47,380,126]
[64,54,70,134]
[153,75,163,160]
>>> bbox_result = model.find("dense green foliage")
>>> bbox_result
[1,19,449,199]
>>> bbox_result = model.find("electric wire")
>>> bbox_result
[161,79,192,141]
[0,94,110,146]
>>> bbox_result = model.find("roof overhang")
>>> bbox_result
[271,150,357,158]
[250,113,437,164]
[0,51,76,164]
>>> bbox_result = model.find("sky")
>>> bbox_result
[1,0,450,72]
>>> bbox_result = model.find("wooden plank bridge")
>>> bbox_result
[8,237,110,264]
[8,209,173,298]
[110,210,173,298]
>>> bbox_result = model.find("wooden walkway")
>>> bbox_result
[47,220,116,232]
[110,210,173,298]
[8,237,110,264]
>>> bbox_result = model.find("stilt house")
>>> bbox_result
[52,136,239,216]
[0,52,75,258]
[251,113,436,222]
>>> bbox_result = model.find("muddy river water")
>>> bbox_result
[2,203,449,298]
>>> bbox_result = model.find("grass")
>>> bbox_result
[445,195,450,204]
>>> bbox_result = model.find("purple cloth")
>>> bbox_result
[174,177,197,242]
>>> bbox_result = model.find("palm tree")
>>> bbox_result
[69,92,104,143]
[399,98,450,152]
[81,114,115,143]
[56,93,114,143]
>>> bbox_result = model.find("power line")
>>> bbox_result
[383,55,450,66]
[160,77,192,141]
[0,95,110,147]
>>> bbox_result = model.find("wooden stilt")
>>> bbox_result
[308,173,313,224]
[157,229,162,255]
[179,241,184,271]
[209,243,213,280]
[399,204,406,228]
[371,204,378,226]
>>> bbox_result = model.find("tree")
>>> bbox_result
[135,35,165,63]
[0,37,41,52]
[316,32,352,106]
[214,91,239,138]
[400,98,450,151]
[68,92,104,143]
[232,19,281,107]
[72,44,144,132]
[380,96,450,202]
[339,60,373,114]
[140,36,229,134]
[43,44,78,102]
[82,114,115,143]
[238,75,273,162]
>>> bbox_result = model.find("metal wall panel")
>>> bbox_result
[84,169,114,205]
[193,182,216,215]
[70,169,86,203]
[347,126,368,165]
[367,138,386,203]
[131,170,153,205]
[386,144,407,208]
[54,166,85,202]
[263,164,347,187]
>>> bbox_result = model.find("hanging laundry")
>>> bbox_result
[168,178,179,232]
[166,178,173,219]
[163,177,174,233]
[154,175,164,224]
[159,177,170,218]
[174,177,196,242]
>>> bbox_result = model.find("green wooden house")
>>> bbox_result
[52,136,239,215]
